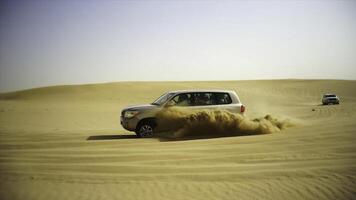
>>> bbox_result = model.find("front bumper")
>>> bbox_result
[120,116,139,131]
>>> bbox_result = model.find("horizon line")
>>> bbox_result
[1,78,355,94]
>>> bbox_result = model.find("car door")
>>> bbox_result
[166,93,193,107]
[189,92,218,110]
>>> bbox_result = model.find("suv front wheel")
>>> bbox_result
[135,120,155,138]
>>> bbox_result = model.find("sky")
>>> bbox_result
[0,0,356,92]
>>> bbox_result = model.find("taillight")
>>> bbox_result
[240,105,245,113]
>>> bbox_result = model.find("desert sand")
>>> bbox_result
[0,80,355,200]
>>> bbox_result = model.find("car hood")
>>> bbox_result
[123,104,159,111]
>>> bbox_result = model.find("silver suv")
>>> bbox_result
[322,94,339,105]
[120,90,245,137]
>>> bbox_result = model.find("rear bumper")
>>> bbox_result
[323,99,339,104]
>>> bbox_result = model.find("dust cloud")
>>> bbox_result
[155,107,292,139]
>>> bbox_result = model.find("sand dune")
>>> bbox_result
[0,80,356,200]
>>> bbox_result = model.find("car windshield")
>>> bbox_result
[325,94,336,98]
[152,93,176,105]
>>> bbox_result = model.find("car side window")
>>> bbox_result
[214,93,232,104]
[192,92,215,106]
[169,93,192,106]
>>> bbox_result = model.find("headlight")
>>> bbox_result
[124,110,140,118]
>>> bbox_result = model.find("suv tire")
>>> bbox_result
[135,120,155,138]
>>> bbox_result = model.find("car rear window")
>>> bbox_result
[325,94,336,98]
[214,93,232,104]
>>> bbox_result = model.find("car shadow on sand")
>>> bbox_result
[87,132,258,141]
[157,133,255,142]
[87,134,137,140]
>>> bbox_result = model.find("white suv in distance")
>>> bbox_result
[322,94,340,105]
[120,90,245,137]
